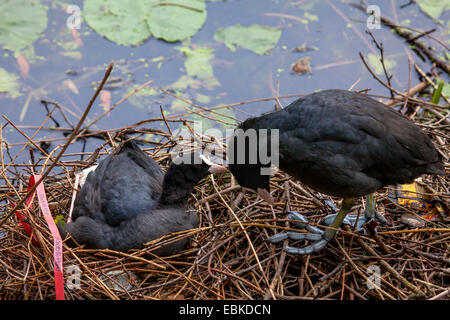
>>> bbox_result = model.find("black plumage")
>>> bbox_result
[228,89,445,254]
[59,141,225,255]
[230,89,444,197]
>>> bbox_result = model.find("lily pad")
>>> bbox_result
[177,46,214,79]
[0,0,48,53]
[0,68,21,98]
[83,0,152,46]
[416,0,450,19]
[147,0,207,42]
[168,74,220,92]
[214,24,282,55]
[84,0,206,45]
[170,92,192,112]
[127,86,158,109]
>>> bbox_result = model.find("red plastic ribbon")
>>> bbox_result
[30,175,65,300]
[13,176,40,247]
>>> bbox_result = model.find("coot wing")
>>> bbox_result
[72,141,164,226]
[238,90,443,197]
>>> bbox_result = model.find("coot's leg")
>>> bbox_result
[322,194,386,231]
[267,198,355,255]
[361,194,387,225]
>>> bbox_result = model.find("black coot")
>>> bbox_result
[228,89,445,254]
[59,140,226,255]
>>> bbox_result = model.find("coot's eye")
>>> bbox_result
[197,164,202,169]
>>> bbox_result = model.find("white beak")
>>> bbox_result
[200,154,227,174]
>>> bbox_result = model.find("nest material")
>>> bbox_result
[0,95,449,301]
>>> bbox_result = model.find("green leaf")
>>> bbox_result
[20,46,45,64]
[168,74,220,91]
[0,0,48,53]
[83,0,153,46]
[54,215,66,228]
[0,68,21,98]
[436,78,450,98]
[84,0,206,45]
[195,93,210,103]
[367,53,397,75]
[214,24,282,55]
[416,0,450,19]
[177,46,214,79]
[146,0,207,42]
[304,12,318,21]
[431,80,444,104]
[169,75,202,90]
[127,86,158,109]
[59,51,83,59]
[442,82,450,97]
[170,92,191,111]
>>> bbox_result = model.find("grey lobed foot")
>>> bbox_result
[266,211,333,255]
[324,198,387,231]
[363,208,387,225]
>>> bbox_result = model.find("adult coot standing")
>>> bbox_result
[228,89,445,254]
[59,140,226,255]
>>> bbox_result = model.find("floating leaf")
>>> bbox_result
[83,0,152,46]
[84,0,206,45]
[127,86,158,109]
[168,74,220,92]
[147,0,207,42]
[214,24,282,55]
[170,92,192,111]
[304,12,319,21]
[59,51,83,59]
[292,57,312,75]
[0,68,21,98]
[19,46,44,64]
[367,53,397,75]
[16,55,30,78]
[177,46,215,79]
[416,0,450,19]
[71,29,84,46]
[0,0,48,53]
[100,90,112,116]
[63,79,80,94]
[196,93,210,104]
[169,75,202,90]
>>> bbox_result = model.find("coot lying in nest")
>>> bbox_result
[228,89,445,254]
[59,140,226,255]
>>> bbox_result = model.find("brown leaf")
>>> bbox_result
[292,57,312,75]
[100,90,112,116]
[63,79,79,94]
[71,29,84,47]
[17,55,30,78]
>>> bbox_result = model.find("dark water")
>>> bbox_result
[0,0,448,166]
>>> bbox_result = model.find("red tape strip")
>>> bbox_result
[13,176,40,247]
[32,175,65,300]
